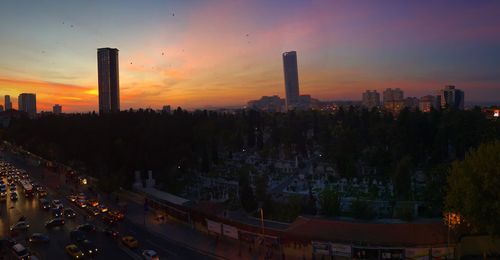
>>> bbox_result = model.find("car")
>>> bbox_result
[9,184,16,191]
[70,230,86,243]
[108,210,125,221]
[77,193,86,200]
[103,228,119,238]
[52,208,63,218]
[36,187,47,197]
[52,199,63,209]
[121,236,139,249]
[0,185,7,196]
[45,217,65,228]
[11,243,30,260]
[65,244,84,259]
[78,240,98,256]
[10,192,18,201]
[67,194,77,202]
[142,249,159,260]
[76,223,95,233]
[39,198,51,210]
[87,207,100,216]
[76,199,87,208]
[97,204,108,213]
[101,214,117,226]
[87,199,99,207]
[10,221,29,231]
[64,208,77,218]
[28,233,50,243]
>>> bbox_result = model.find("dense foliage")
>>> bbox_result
[445,141,500,236]
[2,107,499,205]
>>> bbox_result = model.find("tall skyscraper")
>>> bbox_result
[18,93,37,116]
[98,48,120,114]
[53,104,62,115]
[362,90,380,109]
[4,95,12,110]
[439,85,464,110]
[282,51,300,110]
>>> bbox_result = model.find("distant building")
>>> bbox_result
[362,90,380,109]
[247,95,285,112]
[383,88,404,103]
[0,105,3,112]
[439,85,464,110]
[419,95,438,112]
[383,88,404,114]
[162,105,171,114]
[296,95,320,110]
[404,97,419,110]
[4,95,12,110]
[97,47,120,114]
[283,51,300,110]
[53,104,62,115]
[18,93,36,117]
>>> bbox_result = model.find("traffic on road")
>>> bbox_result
[0,159,160,260]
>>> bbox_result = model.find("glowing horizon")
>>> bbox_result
[1,0,500,112]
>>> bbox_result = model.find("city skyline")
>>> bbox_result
[1,0,500,112]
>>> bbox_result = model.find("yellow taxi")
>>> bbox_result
[65,244,85,259]
[121,236,139,249]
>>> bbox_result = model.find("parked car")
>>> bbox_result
[11,243,30,260]
[65,244,84,259]
[64,208,77,218]
[29,233,50,243]
[10,221,29,231]
[76,223,96,233]
[142,249,159,260]
[52,199,63,209]
[79,240,98,256]
[39,198,51,210]
[121,236,138,249]
[45,218,65,228]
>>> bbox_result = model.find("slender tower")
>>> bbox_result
[97,48,120,114]
[282,51,300,110]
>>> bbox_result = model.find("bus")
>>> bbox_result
[19,180,34,198]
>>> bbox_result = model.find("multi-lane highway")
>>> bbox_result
[0,151,214,260]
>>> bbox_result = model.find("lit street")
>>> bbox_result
[0,152,214,260]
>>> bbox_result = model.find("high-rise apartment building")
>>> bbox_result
[419,95,438,112]
[98,48,120,114]
[383,88,404,103]
[53,104,62,115]
[383,88,405,114]
[18,93,37,116]
[362,90,380,109]
[282,51,300,110]
[439,85,464,110]
[4,95,12,110]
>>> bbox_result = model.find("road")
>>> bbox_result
[0,151,214,260]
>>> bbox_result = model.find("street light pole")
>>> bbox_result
[259,208,264,237]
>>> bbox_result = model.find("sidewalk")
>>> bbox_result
[119,190,310,260]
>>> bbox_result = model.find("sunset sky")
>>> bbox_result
[1,0,500,112]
